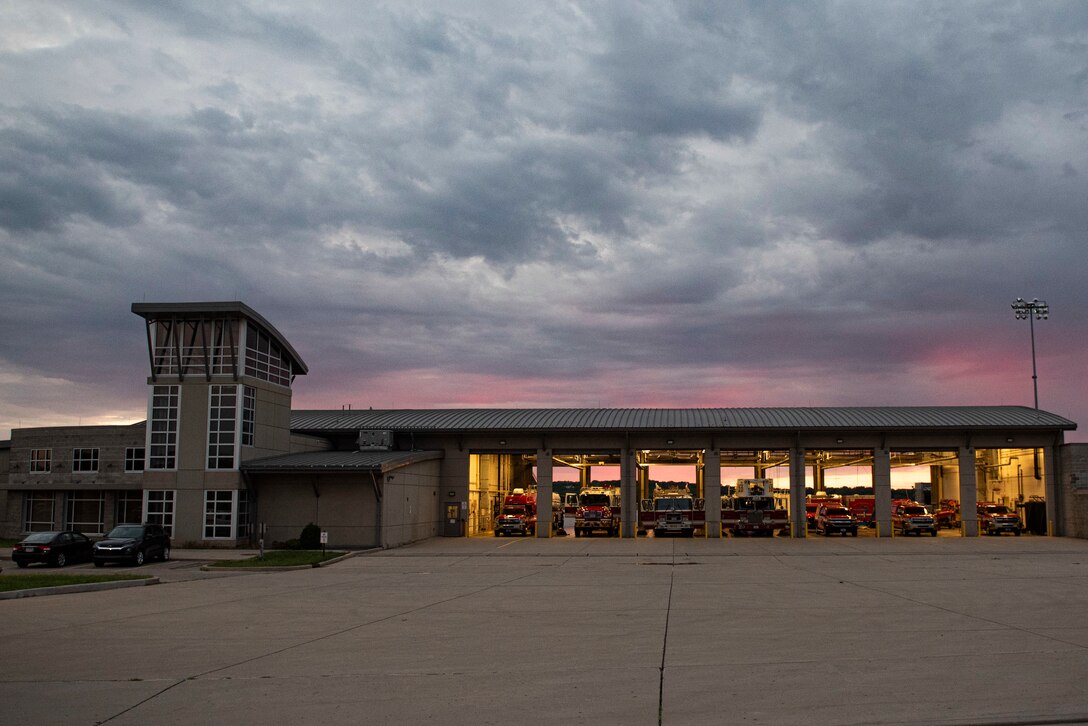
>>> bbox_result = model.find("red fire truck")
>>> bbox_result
[721,479,789,536]
[574,486,621,537]
[495,489,562,536]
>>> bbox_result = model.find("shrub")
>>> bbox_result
[299,523,321,549]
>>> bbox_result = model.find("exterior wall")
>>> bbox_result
[143,375,293,546]
[1061,444,1088,538]
[251,460,440,549]
[2,424,146,538]
[381,459,442,547]
[254,472,377,549]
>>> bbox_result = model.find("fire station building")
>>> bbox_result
[2,301,1086,548]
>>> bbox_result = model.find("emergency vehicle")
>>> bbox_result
[639,486,704,537]
[721,479,789,536]
[574,486,621,537]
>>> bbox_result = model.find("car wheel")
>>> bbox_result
[93,560,104,568]
[1014,529,1021,536]
[54,552,67,567]
[930,530,937,537]
[160,546,171,561]
[133,550,145,566]
[16,561,29,568]
[851,529,858,537]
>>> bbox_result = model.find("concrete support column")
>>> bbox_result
[704,449,722,538]
[536,449,552,538]
[638,464,649,502]
[814,465,826,493]
[959,448,979,537]
[789,445,806,538]
[874,447,892,537]
[620,447,637,538]
[1044,445,1059,536]
[580,466,591,489]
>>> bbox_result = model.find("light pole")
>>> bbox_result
[1011,297,1049,409]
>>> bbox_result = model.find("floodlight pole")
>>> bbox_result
[1011,297,1049,409]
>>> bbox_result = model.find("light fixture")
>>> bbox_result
[666,439,675,446]
[1011,297,1049,409]
[498,439,507,446]
[835,438,844,445]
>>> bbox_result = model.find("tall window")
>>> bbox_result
[244,323,292,386]
[72,448,99,472]
[204,490,236,538]
[149,385,179,469]
[125,447,145,472]
[208,385,238,469]
[241,385,256,446]
[237,489,250,538]
[144,490,175,537]
[30,449,51,473]
[65,492,105,535]
[24,492,55,532]
[116,491,143,525]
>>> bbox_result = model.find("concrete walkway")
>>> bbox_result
[3,536,1088,725]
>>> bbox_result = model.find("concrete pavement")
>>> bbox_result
[3,535,1088,725]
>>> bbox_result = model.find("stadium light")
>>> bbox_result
[1011,297,1049,409]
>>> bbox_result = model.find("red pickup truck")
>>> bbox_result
[977,502,1021,536]
[892,502,937,536]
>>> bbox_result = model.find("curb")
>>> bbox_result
[0,577,160,600]
[200,550,357,572]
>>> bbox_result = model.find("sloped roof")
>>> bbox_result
[290,406,1075,434]
[242,449,442,473]
[131,301,308,374]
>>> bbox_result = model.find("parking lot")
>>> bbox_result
[4,535,1088,725]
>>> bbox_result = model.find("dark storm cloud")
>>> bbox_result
[1,1,1087,438]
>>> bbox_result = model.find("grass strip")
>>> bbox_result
[207,550,347,567]
[0,573,151,592]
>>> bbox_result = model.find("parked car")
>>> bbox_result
[816,506,859,536]
[93,523,171,566]
[12,531,94,568]
[892,503,938,536]
[977,502,1021,536]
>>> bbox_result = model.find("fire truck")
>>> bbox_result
[495,489,537,536]
[721,479,789,536]
[639,487,704,537]
[494,489,563,536]
[574,486,621,537]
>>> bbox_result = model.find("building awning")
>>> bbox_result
[242,449,443,474]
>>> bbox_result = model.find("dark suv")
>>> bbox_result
[93,523,171,567]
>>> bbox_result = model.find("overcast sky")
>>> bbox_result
[1,1,1086,442]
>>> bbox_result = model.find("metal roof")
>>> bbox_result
[131,301,308,374]
[290,406,1076,434]
[242,449,443,473]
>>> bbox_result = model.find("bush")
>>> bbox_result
[299,523,321,549]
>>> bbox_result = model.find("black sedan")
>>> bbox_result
[12,531,94,568]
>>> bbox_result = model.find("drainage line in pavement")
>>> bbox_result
[658,548,676,725]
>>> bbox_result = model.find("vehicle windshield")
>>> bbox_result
[730,497,774,510]
[983,505,1010,514]
[580,494,611,507]
[824,507,851,516]
[656,497,693,511]
[23,532,58,543]
[501,506,527,516]
[106,525,144,539]
[901,506,927,515]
